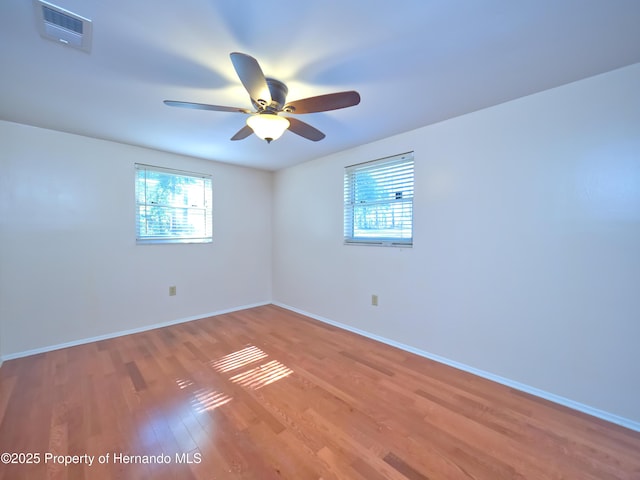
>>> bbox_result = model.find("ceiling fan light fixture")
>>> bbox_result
[164,53,359,143]
[246,114,290,143]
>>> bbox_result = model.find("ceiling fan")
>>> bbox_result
[164,52,361,143]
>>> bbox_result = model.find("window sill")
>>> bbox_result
[344,240,412,248]
[136,238,213,245]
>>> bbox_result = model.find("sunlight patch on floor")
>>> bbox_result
[191,388,233,413]
[176,377,195,389]
[210,345,268,373]
[229,360,293,390]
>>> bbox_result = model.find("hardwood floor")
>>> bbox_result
[1,304,639,479]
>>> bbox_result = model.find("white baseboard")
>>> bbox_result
[273,302,640,433]
[0,301,270,363]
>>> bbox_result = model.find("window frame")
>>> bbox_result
[344,152,414,247]
[135,163,213,245]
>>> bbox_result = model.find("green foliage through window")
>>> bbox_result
[344,152,414,246]
[135,164,212,244]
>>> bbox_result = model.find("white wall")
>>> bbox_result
[1,65,638,427]
[0,121,273,357]
[273,63,640,424]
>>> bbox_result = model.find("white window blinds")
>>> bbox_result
[135,164,213,244]
[344,152,414,246]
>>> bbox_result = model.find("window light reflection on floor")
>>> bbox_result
[229,359,293,390]
[176,377,195,389]
[191,388,232,413]
[210,345,268,372]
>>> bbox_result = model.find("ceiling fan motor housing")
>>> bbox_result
[256,78,288,112]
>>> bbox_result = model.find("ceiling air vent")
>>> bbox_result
[34,0,92,52]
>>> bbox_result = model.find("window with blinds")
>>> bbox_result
[135,164,212,244]
[344,152,414,246]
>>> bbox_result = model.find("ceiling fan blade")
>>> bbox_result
[284,91,360,114]
[287,117,326,142]
[230,125,253,141]
[230,52,271,105]
[164,100,250,114]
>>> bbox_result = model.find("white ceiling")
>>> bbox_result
[1,1,640,171]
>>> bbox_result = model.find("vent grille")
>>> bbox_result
[34,0,92,52]
[42,5,83,34]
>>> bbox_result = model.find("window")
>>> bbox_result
[135,164,212,244]
[344,152,414,246]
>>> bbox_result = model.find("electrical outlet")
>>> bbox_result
[169,286,177,296]
[371,294,378,306]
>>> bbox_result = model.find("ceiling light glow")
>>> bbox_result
[246,114,290,143]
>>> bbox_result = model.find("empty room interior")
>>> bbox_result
[1,1,640,479]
